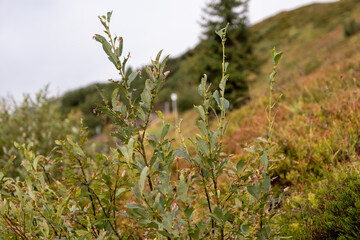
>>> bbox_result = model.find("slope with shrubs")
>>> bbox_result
[0,12,285,239]
[1,0,360,239]
[221,0,360,238]
[130,2,360,238]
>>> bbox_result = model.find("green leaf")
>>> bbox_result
[192,157,203,167]
[214,206,223,220]
[156,111,165,123]
[76,230,91,237]
[74,143,85,157]
[127,137,135,161]
[111,88,119,109]
[274,51,283,65]
[117,36,123,57]
[160,123,170,141]
[209,131,219,152]
[176,179,189,202]
[119,146,129,162]
[261,176,271,193]
[196,120,207,137]
[213,90,221,108]
[95,34,118,69]
[67,136,85,157]
[141,79,152,108]
[196,219,208,233]
[194,105,206,121]
[176,147,190,161]
[107,11,113,22]
[122,54,129,74]
[127,71,138,87]
[240,223,250,235]
[184,206,194,219]
[209,207,223,224]
[235,198,242,208]
[156,50,163,62]
[236,159,246,174]
[75,187,82,198]
[264,224,271,238]
[125,204,144,210]
[224,62,229,72]
[219,74,229,92]
[198,75,207,97]
[33,156,41,170]
[115,188,126,197]
[137,107,146,122]
[159,231,172,238]
[260,151,268,170]
[162,212,172,232]
[102,173,111,186]
[269,71,277,84]
[139,166,149,194]
[196,136,210,157]
[3,155,16,172]
[255,232,266,240]
[159,55,169,75]
[145,66,155,83]
[244,147,255,153]
[215,27,225,39]
[209,213,222,224]
[257,137,267,143]
[223,98,229,113]
[247,185,260,199]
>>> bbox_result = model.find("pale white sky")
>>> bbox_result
[0,0,337,101]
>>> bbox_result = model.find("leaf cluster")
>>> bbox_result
[0,12,283,240]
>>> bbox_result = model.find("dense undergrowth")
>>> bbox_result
[0,12,285,239]
[0,89,79,177]
[147,1,360,238]
[1,1,360,239]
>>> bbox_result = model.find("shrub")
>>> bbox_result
[61,82,118,136]
[309,173,360,239]
[279,172,360,239]
[0,12,283,239]
[344,19,360,37]
[0,88,78,177]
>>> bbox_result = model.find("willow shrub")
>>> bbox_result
[0,88,78,178]
[0,12,283,239]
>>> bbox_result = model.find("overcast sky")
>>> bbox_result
[0,0,337,102]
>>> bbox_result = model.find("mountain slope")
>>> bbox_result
[226,0,360,177]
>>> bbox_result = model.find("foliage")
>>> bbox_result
[0,12,283,239]
[61,82,116,136]
[61,69,145,137]
[344,19,360,37]
[187,0,259,108]
[224,0,360,190]
[310,174,360,239]
[0,88,78,177]
[279,172,360,239]
[149,0,259,111]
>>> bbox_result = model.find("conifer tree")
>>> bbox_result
[190,0,258,107]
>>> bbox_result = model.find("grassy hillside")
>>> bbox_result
[147,1,360,238]
[224,0,360,237]
[2,1,360,238]
[59,1,360,238]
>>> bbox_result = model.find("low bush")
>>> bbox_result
[309,173,360,239]
[0,12,284,239]
[0,88,78,177]
[279,171,360,239]
[344,19,360,37]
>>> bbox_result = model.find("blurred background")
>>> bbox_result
[2,1,360,238]
[0,0,337,102]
